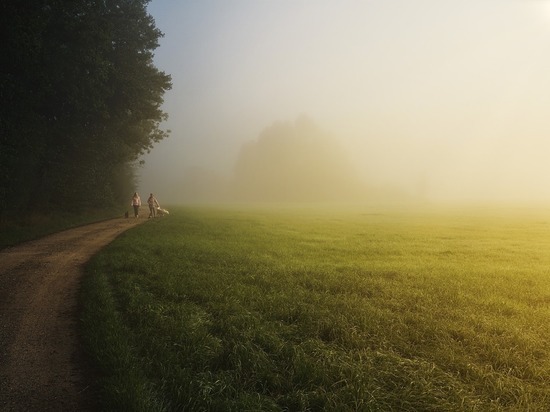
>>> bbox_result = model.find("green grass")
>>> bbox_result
[81,204,550,411]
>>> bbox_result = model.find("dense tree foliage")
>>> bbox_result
[0,0,171,216]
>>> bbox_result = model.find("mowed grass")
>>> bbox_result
[81,205,550,411]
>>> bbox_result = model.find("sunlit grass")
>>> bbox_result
[81,205,550,411]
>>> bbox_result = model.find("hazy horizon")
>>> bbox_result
[138,0,550,206]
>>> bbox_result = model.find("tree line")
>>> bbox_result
[0,0,171,218]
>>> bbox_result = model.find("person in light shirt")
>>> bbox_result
[131,192,141,218]
[147,193,160,218]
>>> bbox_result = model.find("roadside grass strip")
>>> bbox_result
[81,205,550,411]
[0,207,122,249]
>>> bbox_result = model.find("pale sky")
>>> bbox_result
[139,0,550,204]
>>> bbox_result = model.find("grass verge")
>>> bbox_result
[0,207,123,249]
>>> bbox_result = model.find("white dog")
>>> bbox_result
[156,207,169,216]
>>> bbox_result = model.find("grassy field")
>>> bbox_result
[81,204,550,411]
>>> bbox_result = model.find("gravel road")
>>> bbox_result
[0,217,145,411]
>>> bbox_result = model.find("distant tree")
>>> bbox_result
[0,0,171,216]
[233,116,366,202]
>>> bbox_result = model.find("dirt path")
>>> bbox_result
[0,217,146,411]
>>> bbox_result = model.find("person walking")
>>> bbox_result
[131,192,141,218]
[147,193,160,218]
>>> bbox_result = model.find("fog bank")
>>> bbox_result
[138,1,550,206]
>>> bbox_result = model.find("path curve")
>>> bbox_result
[0,217,146,411]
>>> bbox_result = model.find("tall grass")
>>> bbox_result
[81,205,550,411]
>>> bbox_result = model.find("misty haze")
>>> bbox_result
[156,116,406,204]
[139,1,550,207]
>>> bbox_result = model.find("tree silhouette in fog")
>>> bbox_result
[233,116,365,202]
[0,0,171,217]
